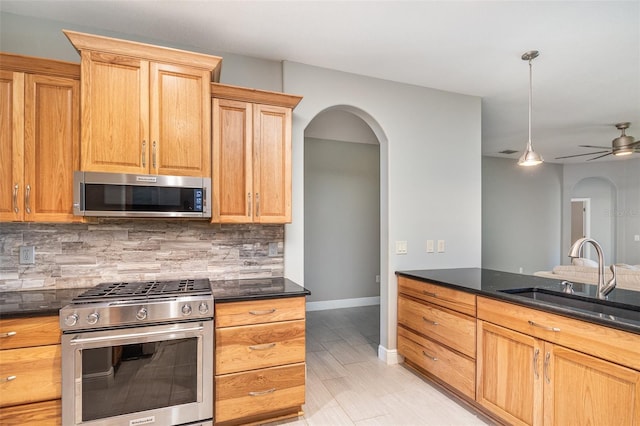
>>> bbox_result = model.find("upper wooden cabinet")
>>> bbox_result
[64,30,222,177]
[0,53,81,223]
[211,83,302,224]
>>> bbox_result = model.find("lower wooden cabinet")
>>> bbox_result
[215,363,305,423]
[0,315,61,425]
[397,278,476,399]
[0,399,61,426]
[214,297,306,425]
[477,296,640,426]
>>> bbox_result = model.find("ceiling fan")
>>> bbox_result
[555,122,640,161]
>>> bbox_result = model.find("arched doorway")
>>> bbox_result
[302,105,387,355]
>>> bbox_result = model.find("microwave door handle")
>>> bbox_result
[69,324,204,345]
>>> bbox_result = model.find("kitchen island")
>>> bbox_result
[396,268,640,426]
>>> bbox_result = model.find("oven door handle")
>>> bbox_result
[69,324,204,345]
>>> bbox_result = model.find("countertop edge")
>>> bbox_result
[397,269,640,335]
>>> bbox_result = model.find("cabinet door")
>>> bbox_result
[544,343,640,425]
[476,320,543,426]
[0,71,24,221]
[23,74,80,222]
[211,98,252,222]
[150,62,210,177]
[253,104,291,223]
[80,51,149,173]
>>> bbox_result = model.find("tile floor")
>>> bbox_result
[269,305,491,426]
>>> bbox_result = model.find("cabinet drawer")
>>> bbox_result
[215,362,305,423]
[215,297,305,328]
[398,276,476,316]
[0,316,60,350]
[0,344,61,407]
[398,295,475,358]
[0,399,61,425]
[216,320,305,374]
[477,296,640,371]
[398,327,475,399]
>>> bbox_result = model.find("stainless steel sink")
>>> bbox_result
[499,288,640,322]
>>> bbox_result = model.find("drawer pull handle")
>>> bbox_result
[249,309,276,315]
[1,331,17,338]
[249,343,276,351]
[528,320,560,332]
[1,375,17,383]
[544,351,551,384]
[249,388,276,396]
[422,351,438,361]
[423,291,438,298]
[422,316,438,326]
[533,348,540,379]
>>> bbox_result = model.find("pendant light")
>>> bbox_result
[518,50,544,167]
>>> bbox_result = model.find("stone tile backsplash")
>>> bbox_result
[0,220,284,291]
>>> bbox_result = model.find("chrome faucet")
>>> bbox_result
[568,237,617,300]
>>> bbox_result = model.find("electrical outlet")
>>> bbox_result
[19,246,35,264]
[395,241,408,255]
[375,275,380,283]
[437,240,445,253]
[635,235,640,242]
[268,242,279,256]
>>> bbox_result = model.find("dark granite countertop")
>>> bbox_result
[397,268,640,334]
[0,278,310,319]
[211,277,310,302]
[0,288,87,319]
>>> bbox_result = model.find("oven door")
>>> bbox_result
[62,320,213,426]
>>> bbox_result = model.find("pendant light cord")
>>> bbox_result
[528,57,533,146]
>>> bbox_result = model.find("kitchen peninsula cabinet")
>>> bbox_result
[477,296,640,426]
[64,30,222,177]
[211,83,302,223]
[214,296,306,425]
[397,276,477,399]
[0,315,62,425]
[0,53,80,223]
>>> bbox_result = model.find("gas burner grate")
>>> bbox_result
[74,278,211,302]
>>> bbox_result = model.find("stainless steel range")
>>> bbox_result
[60,278,214,426]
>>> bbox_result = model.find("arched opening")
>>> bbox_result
[571,177,617,264]
[303,105,385,353]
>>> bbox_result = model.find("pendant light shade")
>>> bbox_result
[518,50,544,167]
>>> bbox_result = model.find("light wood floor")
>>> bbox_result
[270,305,491,426]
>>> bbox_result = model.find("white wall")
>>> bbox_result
[482,156,563,274]
[563,158,640,265]
[283,61,481,360]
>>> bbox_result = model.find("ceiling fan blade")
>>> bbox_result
[578,145,612,149]
[555,150,610,159]
[586,152,613,161]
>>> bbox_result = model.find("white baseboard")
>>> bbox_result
[378,345,401,365]
[305,296,380,312]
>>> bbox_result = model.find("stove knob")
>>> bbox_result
[65,314,79,327]
[87,313,100,325]
[182,304,192,316]
[198,302,209,315]
[136,307,148,321]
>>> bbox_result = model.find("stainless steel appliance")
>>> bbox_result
[60,279,214,426]
[73,171,212,218]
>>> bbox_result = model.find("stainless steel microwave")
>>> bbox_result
[73,171,211,218]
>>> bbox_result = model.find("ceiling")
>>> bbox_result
[2,1,639,164]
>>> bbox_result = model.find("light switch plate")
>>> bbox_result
[437,240,445,253]
[395,241,408,255]
[426,240,434,253]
